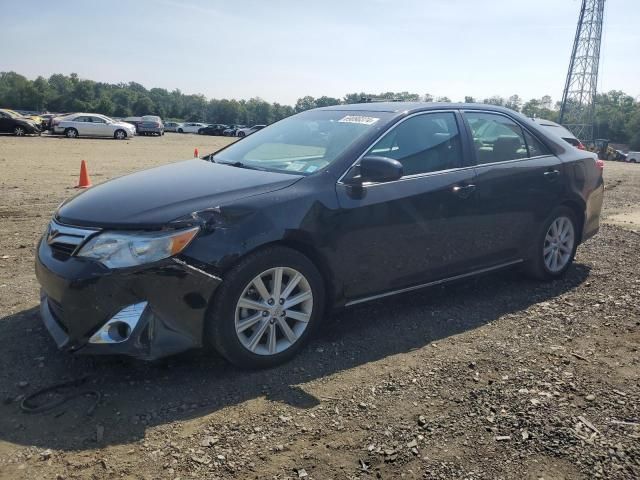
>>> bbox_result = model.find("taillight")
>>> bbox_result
[596,159,604,172]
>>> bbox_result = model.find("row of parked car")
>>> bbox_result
[1,108,272,141]
[164,122,266,137]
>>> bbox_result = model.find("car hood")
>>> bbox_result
[56,159,303,228]
[113,121,135,129]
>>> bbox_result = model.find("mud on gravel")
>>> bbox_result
[0,135,638,479]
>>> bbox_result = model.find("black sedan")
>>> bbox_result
[36,103,604,368]
[0,109,41,136]
[198,124,229,135]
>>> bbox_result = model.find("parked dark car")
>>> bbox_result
[137,115,164,136]
[123,116,143,132]
[198,124,229,136]
[223,125,246,136]
[0,109,41,136]
[36,103,604,368]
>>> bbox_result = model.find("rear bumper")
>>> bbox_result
[35,237,221,360]
[582,180,604,243]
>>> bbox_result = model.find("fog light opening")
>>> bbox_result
[107,321,131,342]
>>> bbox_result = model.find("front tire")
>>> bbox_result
[237,131,245,137]
[206,246,325,369]
[523,206,578,280]
[14,126,26,136]
[64,128,78,138]
[178,128,183,133]
[114,129,127,140]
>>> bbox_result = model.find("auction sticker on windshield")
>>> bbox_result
[338,116,380,125]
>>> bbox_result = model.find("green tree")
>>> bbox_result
[315,96,341,107]
[295,96,316,112]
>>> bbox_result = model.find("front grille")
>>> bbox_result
[46,220,100,261]
[47,298,69,333]
[50,242,77,260]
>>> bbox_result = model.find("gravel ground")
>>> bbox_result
[0,134,638,480]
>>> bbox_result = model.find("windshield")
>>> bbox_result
[213,110,390,175]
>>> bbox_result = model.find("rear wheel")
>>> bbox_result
[237,131,245,137]
[114,129,127,140]
[523,206,578,280]
[64,128,78,138]
[206,246,325,369]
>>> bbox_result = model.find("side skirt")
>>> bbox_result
[344,259,524,307]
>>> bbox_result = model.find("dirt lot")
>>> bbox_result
[0,134,638,480]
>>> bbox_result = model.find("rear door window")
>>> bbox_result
[522,130,550,157]
[464,112,528,164]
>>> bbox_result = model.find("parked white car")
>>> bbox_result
[626,151,640,163]
[236,124,266,137]
[531,118,585,150]
[54,113,136,139]
[164,122,183,132]
[177,122,207,134]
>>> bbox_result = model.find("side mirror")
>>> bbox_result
[347,156,403,184]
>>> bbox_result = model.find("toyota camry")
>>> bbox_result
[36,103,604,368]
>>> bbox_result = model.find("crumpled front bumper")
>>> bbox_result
[35,238,222,360]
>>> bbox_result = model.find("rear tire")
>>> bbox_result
[206,246,325,369]
[237,131,245,137]
[523,206,578,281]
[64,128,78,138]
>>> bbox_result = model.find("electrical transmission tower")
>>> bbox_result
[558,0,606,143]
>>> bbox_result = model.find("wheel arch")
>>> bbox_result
[559,199,585,243]
[218,237,338,313]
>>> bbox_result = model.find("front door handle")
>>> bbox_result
[544,169,560,180]
[452,184,476,199]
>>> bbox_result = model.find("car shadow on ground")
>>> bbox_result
[0,264,590,451]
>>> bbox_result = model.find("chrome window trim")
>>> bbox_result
[345,259,523,307]
[358,164,477,188]
[471,154,554,169]
[336,109,462,185]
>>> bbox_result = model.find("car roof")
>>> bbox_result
[315,102,527,115]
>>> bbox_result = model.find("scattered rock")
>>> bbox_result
[200,436,218,447]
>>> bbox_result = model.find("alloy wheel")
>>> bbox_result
[235,267,313,356]
[543,216,575,273]
[14,127,25,136]
[115,130,126,140]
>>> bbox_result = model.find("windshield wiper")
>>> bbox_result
[217,161,264,171]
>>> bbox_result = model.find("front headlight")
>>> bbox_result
[77,226,199,268]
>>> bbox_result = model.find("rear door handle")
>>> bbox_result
[452,184,476,199]
[544,169,560,179]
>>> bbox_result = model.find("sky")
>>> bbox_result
[1,0,638,105]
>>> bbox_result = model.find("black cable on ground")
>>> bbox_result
[20,375,101,416]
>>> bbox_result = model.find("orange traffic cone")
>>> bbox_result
[194,147,199,158]
[76,160,92,188]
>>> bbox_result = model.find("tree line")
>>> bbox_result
[1,71,638,148]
